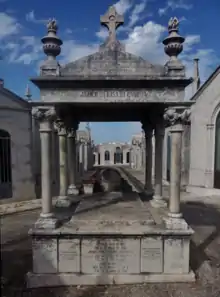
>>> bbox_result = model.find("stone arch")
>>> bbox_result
[126,151,130,164]
[104,150,110,161]
[0,129,12,198]
[214,110,220,188]
[114,146,123,164]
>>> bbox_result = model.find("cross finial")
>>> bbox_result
[100,6,124,41]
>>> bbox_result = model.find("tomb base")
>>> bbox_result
[27,192,195,288]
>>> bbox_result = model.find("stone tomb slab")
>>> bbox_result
[141,237,163,273]
[81,238,140,274]
[32,238,57,273]
[58,239,80,273]
[164,237,190,274]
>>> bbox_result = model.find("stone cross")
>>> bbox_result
[100,6,124,41]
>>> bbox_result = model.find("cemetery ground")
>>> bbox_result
[1,198,220,297]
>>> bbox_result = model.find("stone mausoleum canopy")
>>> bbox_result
[33,6,192,85]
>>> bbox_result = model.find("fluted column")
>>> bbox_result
[67,124,79,195]
[163,107,191,228]
[55,119,70,207]
[142,123,153,195]
[151,121,167,207]
[32,106,59,229]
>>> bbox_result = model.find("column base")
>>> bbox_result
[55,196,73,208]
[67,184,79,196]
[144,188,154,197]
[164,214,188,230]
[150,196,167,208]
[35,213,59,229]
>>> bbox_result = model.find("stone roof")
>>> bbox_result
[60,48,166,79]
[190,65,220,101]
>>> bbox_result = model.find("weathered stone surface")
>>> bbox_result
[141,237,163,273]
[58,239,80,273]
[164,237,190,274]
[32,238,57,273]
[61,49,165,78]
[81,238,140,274]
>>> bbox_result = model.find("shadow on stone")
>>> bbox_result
[180,201,220,272]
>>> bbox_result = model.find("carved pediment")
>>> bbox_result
[61,49,166,79]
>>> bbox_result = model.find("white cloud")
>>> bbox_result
[125,21,166,64]
[25,10,46,24]
[61,40,98,64]
[114,0,132,15]
[158,0,193,16]
[0,12,20,39]
[128,1,147,27]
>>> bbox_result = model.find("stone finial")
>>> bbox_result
[25,84,32,102]
[47,18,58,33]
[40,18,63,76]
[100,6,125,51]
[163,17,185,76]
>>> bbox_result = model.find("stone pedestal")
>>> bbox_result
[27,190,195,287]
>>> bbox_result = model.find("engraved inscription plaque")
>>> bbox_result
[164,238,190,274]
[81,238,140,274]
[141,237,163,273]
[41,88,183,103]
[32,239,57,273]
[58,239,80,273]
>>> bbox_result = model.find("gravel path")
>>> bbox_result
[1,201,220,297]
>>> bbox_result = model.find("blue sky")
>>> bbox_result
[0,0,219,143]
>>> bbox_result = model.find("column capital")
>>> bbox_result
[54,119,68,136]
[32,106,56,123]
[164,107,191,131]
[67,127,77,138]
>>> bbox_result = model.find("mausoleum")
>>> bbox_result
[26,5,197,287]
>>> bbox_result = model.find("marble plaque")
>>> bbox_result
[58,239,80,273]
[164,238,190,274]
[32,238,57,273]
[141,237,163,273]
[81,238,140,274]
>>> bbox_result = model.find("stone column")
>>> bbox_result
[163,107,191,228]
[142,123,153,195]
[32,106,59,229]
[67,124,79,196]
[84,141,88,171]
[151,122,167,207]
[55,120,69,207]
[79,141,84,177]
